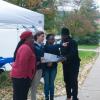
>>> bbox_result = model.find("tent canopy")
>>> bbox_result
[0,0,44,28]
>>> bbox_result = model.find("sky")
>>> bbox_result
[57,0,100,11]
[94,0,100,10]
[95,0,100,5]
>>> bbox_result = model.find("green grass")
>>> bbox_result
[79,51,97,65]
[0,72,12,88]
[55,63,63,82]
[78,45,99,49]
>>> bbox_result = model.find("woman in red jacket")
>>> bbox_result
[10,31,36,100]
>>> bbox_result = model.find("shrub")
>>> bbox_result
[78,32,100,45]
[0,72,11,88]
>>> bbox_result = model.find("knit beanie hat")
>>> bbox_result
[61,27,70,36]
[20,31,32,40]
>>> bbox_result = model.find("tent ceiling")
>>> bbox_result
[0,0,44,28]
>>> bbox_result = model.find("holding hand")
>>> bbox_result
[37,61,40,65]
[62,42,69,47]
[41,57,46,63]
[47,62,52,67]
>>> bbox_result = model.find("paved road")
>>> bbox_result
[79,47,100,52]
[78,53,100,100]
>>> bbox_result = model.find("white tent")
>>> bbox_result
[0,0,44,57]
[0,0,44,28]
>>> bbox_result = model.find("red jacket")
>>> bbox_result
[10,44,36,79]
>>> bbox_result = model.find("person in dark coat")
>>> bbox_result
[60,27,80,100]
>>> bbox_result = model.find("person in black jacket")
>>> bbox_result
[60,27,80,100]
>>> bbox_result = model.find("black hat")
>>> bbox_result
[61,27,70,36]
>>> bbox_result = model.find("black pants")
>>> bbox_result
[63,62,79,100]
[12,78,31,100]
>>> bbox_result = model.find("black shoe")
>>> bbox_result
[67,98,71,100]
[72,98,79,100]
[50,96,54,100]
[45,97,49,100]
[50,98,54,100]
[45,98,49,100]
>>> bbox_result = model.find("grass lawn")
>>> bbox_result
[78,45,99,49]
[0,72,11,88]
[79,51,97,65]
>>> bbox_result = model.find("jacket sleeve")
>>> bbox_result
[47,44,60,49]
[66,40,79,60]
[17,45,32,66]
[45,44,60,56]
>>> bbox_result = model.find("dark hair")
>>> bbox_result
[34,31,44,41]
[46,34,55,40]
[61,27,70,36]
[13,39,25,61]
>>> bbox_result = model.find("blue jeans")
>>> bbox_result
[44,67,57,100]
